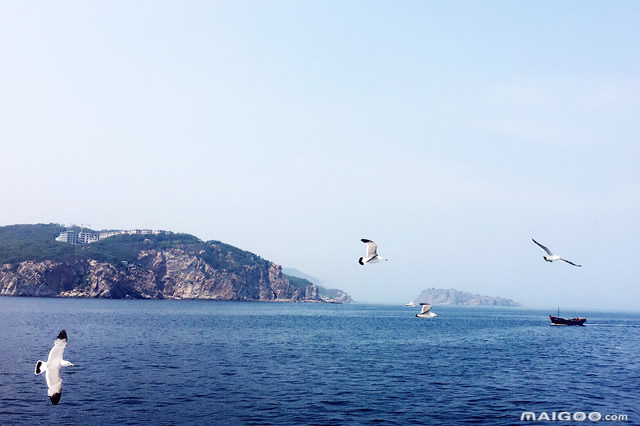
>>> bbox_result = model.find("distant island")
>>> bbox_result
[414,288,521,306]
[0,224,351,303]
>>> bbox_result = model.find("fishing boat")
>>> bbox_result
[549,308,586,326]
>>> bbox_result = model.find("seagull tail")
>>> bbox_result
[35,360,47,375]
[358,257,365,266]
[49,391,62,405]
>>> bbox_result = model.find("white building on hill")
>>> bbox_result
[57,229,172,245]
[78,232,99,244]
[55,231,79,245]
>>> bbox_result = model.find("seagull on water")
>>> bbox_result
[358,239,388,265]
[415,303,438,318]
[35,330,75,404]
[532,239,582,267]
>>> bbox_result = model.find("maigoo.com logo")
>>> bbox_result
[520,411,629,422]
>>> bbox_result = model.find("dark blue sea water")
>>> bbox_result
[0,298,638,425]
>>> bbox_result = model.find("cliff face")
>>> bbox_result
[282,267,353,303]
[317,287,353,303]
[414,288,521,306]
[0,248,328,302]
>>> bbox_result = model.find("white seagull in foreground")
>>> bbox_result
[532,239,582,267]
[35,330,75,404]
[415,303,438,318]
[358,239,388,265]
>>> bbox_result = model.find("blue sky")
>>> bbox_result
[1,1,638,309]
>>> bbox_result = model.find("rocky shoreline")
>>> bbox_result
[0,224,351,303]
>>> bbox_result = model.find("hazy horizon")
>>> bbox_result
[1,2,638,310]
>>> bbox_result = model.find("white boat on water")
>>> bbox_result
[405,301,416,307]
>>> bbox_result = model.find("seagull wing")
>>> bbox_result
[361,239,378,258]
[532,238,553,256]
[45,330,67,404]
[560,258,582,267]
[420,304,432,314]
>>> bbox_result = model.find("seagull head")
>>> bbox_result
[61,360,75,367]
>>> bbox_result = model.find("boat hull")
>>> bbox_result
[549,315,586,326]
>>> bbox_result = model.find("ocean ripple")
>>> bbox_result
[0,299,638,424]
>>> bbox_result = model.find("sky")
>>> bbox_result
[1,1,639,309]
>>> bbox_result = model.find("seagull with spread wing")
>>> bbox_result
[415,303,438,318]
[532,238,582,267]
[358,239,388,265]
[35,330,75,404]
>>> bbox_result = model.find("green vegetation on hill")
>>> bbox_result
[81,233,201,265]
[204,240,268,274]
[283,274,314,290]
[0,223,75,264]
[0,224,269,274]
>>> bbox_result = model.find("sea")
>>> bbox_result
[0,298,638,425]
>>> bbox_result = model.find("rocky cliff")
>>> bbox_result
[0,224,351,302]
[414,288,521,306]
[282,267,353,303]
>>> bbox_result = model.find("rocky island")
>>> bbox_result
[0,224,352,303]
[414,288,521,306]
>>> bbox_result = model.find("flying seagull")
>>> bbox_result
[35,330,75,405]
[359,239,388,265]
[415,303,438,318]
[532,239,582,267]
